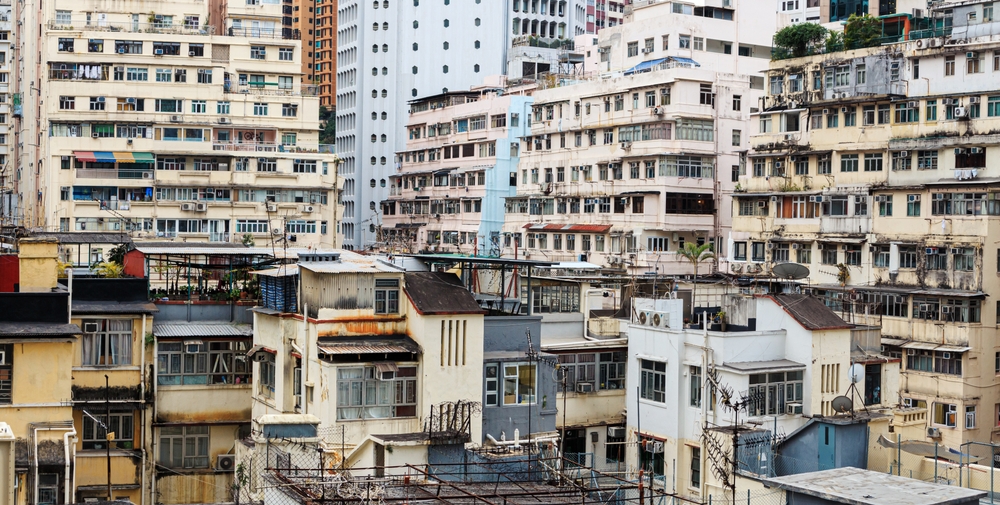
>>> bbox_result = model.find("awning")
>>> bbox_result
[880,337,909,346]
[74,151,97,162]
[316,337,421,356]
[113,152,135,163]
[624,58,668,75]
[913,288,986,298]
[901,341,939,351]
[818,237,866,244]
[523,223,613,233]
[245,344,276,358]
[748,152,789,158]
[394,223,424,229]
[935,344,971,353]
[93,151,117,163]
[132,152,155,162]
[620,190,661,196]
[374,362,399,374]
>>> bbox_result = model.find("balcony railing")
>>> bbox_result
[210,232,231,242]
[224,84,319,97]
[76,169,154,180]
[47,20,215,36]
[212,142,334,154]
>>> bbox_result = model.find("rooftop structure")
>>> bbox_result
[763,467,986,505]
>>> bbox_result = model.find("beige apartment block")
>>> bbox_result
[503,65,760,274]
[13,0,339,248]
[734,1,1000,448]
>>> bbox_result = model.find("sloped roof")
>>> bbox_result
[404,272,484,315]
[765,294,853,331]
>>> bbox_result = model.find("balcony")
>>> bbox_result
[212,142,334,154]
[224,83,319,97]
[47,20,215,36]
[75,168,154,180]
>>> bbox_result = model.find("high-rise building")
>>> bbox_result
[293,0,320,84]
[0,0,13,228]
[336,0,586,250]
[11,0,340,248]
[316,0,337,108]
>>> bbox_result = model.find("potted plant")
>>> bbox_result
[715,311,727,332]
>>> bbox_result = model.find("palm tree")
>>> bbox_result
[678,242,716,321]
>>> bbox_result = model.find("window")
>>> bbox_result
[926,248,948,270]
[81,319,133,366]
[934,403,958,427]
[59,96,75,110]
[250,45,266,59]
[56,10,72,25]
[906,195,921,216]
[752,242,766,262]
[375,278,400,314]
[840,154,858,172]
[967,405,977,429]
[191,100,206,113]
[690,448,701,489]
[679,35,691,48]
[500,362,536,405]
[749,371,803,416]
[58,37,74,52]
[844,107,857,126]
[926,100,938,121]
[690,366,702,407]
[895,101,918,123]
[126,67,148,81]
[864,153,883,172]
[337,365,417,419]
[253,102,268,116]
[917,150,938,170]
[282,103,298,117]
[159,426,209,468]
[639,359,665,403]
[732,95,741,111]
[83,412,134,450]
[217,101,230,114]
[485,365,499,405]
[693,37,704,51]
[855,64,866,84]
[157,340,250,385]
[878,195,893,216]
[968,53,983,74]
[953,247,975,271]
[197,69,212,84]
[945,56,955,76]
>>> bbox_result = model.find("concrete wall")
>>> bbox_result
[154,301,254,323]
[484,315,542,352]
[17,238,59,291]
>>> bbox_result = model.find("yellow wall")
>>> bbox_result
[2,342,76,436]
[153,424,238,504]
[17,237,60,290]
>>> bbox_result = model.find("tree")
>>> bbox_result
[679,242,716,321]
[319,106,336,145]
[773,23,828,59]
[843,14,882,50]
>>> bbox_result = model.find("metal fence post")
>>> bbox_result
[934,442,938,483]
[897,433,901,476]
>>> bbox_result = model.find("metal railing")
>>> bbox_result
[212,142,335,154]
[225,84,319,97]
[47,20,215,36]
[75,169,153,180]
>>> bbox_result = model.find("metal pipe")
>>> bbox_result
[66,268,73,324]
[63,428,76,504]
[302,304,309,414]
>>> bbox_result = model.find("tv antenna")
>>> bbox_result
[702,367,764,502]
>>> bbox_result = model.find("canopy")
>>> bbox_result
[113,152,135,163]
[93,151,117,163]
[73,151,96,162]
[623,56,700,75]
[876,434,982,463]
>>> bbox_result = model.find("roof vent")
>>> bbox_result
[299,252,341,263]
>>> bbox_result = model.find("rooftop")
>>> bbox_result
[763,467,986,505]
[0,322,81,339]
[765,294,853,331]
[404,272,484,315]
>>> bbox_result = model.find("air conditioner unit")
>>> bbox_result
[822,108,830,115]
[913,8,923,18]
[219,163,229,170]
[954,106,969,118]
[170,115,182,122]
[756,200,767,208]
[376,369,396,381]
[791,243,801,250]
[252,351,272,362]
[942,98,955,106]
[907,348,916,355]
[786,402,803,415]
[266,204,278,212]
[608,426,626,438]
[216,454,236,472]
[637,311,651,325]
[908,194,921,202]
[641,47,653,53]
[576,382,594,393]
[770,196,779,203]
[925,247,938,255]
[841,244,850,251]
[950,247,961,255]
[117,48,126,54]
[219,117,232,124]
[970,147,984,154]
[653,106,664,115]
[180,203,195,211]
[966,52,978,59]
[195,202,208,212]
[271,228,283,235]
[83,322,100,333]
[927,427,941,439]
[302,205,315,213]
[652,312,667,327]
[142,172,153,179]
[840,107,849,113]
[941,351,952,359]
[155,49,164,55]
[899,151,909,157]
[189,51,197,56]
[941,306,953,314]
[809,195,823,203]
[918,304,930,311]
[774,161,783,169]
[875,195,888,202]
[955,148,966,155]
[969,96,981,104]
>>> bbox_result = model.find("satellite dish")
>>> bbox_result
[848,363,865,384]
[772,262,810,280]
[831,395,853,413]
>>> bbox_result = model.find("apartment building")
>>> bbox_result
[12,0,339,249]
[248,252,486,471]
[734,1,1000,447]
[777,0,820,27]
[381,89,533,253]
[625,295,862,501]
[502,65,757,273]
[0,0,13,228]
[580,0,776,79]
[315,0,336,107]
[336,0,586,250]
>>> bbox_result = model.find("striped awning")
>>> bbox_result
[113,152,135,163]
[132,152,155,162]
[93,151,117,163]
[74,151,97,162]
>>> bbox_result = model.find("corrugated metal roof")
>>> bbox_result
[298,250,404,274]
[153,323,252,338]
[135,243,328,257]
[720,359,805,372]
[73,301,158,315]
[0,322,82,338]
[317,337,421,356]
[253,265,300,277]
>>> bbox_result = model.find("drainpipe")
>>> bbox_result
[64,429,76,505]
[66,268,73,324]
[302,305,308,415]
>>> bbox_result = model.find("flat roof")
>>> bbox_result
[719,359,805,373]
[153,323,252,338]
[406,254,556,267]
[763,467,986,505]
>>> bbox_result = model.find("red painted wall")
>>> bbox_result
[123,250,147,279]
[0,255,19,292]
